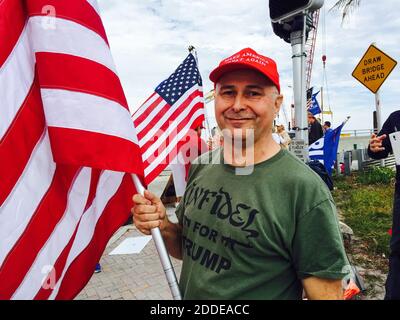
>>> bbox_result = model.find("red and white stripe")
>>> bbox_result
[0,0,141,300]
[133,78,205,185]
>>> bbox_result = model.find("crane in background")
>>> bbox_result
[305,9,320,90]
[305,7,333,123]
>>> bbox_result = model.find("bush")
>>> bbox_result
[357,166,395,185]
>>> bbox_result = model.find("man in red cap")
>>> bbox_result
[132,48,349,300]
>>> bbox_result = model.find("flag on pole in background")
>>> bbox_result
[307,87,322,116]
[0,0,143,299]
[306,87,313,110]
[309,122,345,175]
[170,129,209,198]
[132,53,205,185]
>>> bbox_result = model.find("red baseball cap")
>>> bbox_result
[209,48,280,93]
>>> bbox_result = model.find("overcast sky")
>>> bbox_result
[97,0,399,132]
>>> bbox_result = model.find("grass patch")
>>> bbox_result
[332,173,393,257]
[356,166,395,185]
[332,172,393,297]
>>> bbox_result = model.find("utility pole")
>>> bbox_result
[269,0,325,162]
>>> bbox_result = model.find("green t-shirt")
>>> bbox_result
[175,148,349,300]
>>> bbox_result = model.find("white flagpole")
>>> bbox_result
[131,174,182,300]
[343,116,351,126]
[188,45,212,139]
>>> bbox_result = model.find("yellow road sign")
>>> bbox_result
[352,44,397,94]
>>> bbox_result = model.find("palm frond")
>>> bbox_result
[330,0,361,23]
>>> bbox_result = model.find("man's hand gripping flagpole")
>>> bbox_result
[131,174,182,300]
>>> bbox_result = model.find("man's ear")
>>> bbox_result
[274,94,283,113]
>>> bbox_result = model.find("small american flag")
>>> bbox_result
[133,53,205,185]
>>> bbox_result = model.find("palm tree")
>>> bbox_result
[331,0,361,23]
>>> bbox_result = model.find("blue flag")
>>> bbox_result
[309,123,345,175]
[308,91,322,116]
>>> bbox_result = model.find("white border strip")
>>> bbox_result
[41,89,139,145]
[0,131,56,268]
[48,170,125,299]
[0,26,35,140]
[28,16,116,73]
[12,168,92,299]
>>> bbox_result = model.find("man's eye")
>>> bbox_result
[248,91,261,97]
[222,91,234,96]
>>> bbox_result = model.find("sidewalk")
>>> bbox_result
[75,224,182,300]
[75,173,182,300]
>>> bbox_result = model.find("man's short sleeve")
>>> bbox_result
[292,199,350,280]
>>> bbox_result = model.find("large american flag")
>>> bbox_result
[0,0,142,299]
[132,53,205,185]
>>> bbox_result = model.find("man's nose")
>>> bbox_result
[231,95,246,112]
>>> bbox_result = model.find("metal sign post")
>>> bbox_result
[290,16,309,162]
[269,1,325,163]
[375,89,382,132]
[375,90,385,167]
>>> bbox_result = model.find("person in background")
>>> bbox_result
[272,125,284,146]
[94,262,101,273]
[277,124,291,149]
[323,121,332,135]
[208,126,224,150]
[308,112,324,145]
[368,110,400,300]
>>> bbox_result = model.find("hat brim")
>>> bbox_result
[209,62,279,92]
